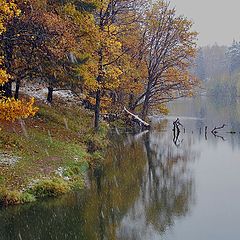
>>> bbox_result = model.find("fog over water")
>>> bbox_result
[170,0,240,46]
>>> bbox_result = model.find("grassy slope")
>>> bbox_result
[0,100,108,205]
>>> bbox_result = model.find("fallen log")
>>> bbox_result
[123,107,150,130]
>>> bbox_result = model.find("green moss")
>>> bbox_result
[64,161,89,177]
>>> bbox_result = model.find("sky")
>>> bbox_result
[169,0,240,46]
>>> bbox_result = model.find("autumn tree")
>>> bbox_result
[129,1,198,119]
[108,1,148,112]
[0,0,20,97]
[0,0,199,125]
[90,0,148,130]
[18,0,80,103]
[0,0,38,121]
[0,0,82,104]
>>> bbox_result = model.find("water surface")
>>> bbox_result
[1,96,240,240]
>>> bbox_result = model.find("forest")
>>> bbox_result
[194,41,240,100]
[0,0,201,218]
[0,0,198,129]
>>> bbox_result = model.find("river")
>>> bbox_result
[1,96,240,240]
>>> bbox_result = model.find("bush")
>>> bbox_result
[90,151,104,165]
[0,189,36,206]
[69,176,85,190]
[20,192,36,203]
[29,178,70,198]
[85,133,108,153]
[0,189,21,206]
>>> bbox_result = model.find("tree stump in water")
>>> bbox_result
[173,118,184,146]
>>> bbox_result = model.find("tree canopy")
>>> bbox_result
[0,0,198,127]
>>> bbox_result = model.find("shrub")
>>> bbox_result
[0,188,37,206]
[0,189,21,206]
[90,151,104,166]
[69,176,85,190]
[29,178,70,198]
[20,192,36,203]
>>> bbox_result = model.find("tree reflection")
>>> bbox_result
[0,122,197,240]
[117,124,196,239]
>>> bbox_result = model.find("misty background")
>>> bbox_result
[169,0,240,101]
[170,0,240,46]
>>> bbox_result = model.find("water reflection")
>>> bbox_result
[117,124,196,240]
[2,96,240,239]
[0,119,197,240]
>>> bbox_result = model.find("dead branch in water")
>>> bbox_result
[211,124,226,141]
[211,124,226,134]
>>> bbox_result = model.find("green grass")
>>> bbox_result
[0,101,109,206]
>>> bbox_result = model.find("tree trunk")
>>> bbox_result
[94,10,105,132]
[47,86,54,103]
[2,82,12,98]
[94,89,101,131]
[95,41,103,131]
[14,79,20,99]
[141,79,152,120]
[141,91,150,120]
[2,24,14,98]
[128,92,134,110]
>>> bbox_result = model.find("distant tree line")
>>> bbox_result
[193,41,240,100]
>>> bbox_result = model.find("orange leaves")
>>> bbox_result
[33,11,77,59]
[0,97,38,122]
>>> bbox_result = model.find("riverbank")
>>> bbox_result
[0,99,109,206]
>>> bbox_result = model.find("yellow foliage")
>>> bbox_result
[77,57,99,91]
[0,69,10,85]
[0,0,20,34]
[0,97,39,122]
[85,95,112,113]
[156,104,169,115]
[0,1,38,122]
[104,66,122,89]
[0,1,16,86]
